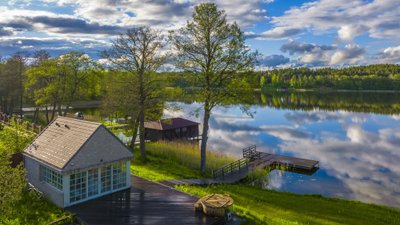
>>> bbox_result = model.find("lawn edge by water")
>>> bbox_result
[132,142,400,225]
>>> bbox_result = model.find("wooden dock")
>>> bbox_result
[162,145,319,187]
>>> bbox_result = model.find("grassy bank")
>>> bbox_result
[178,185,400,225]
[1,191,72,225]
[0,124,71,225]
[132,142,400,225]
[0,123,34,154]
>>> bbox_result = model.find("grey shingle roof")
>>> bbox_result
[23,116,132,171]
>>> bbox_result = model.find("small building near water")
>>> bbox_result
[22,116,134,208]
[144,117,199,141]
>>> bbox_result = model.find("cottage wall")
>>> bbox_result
[24,155,64,207]
[63,126,133,172]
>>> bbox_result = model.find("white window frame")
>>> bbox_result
[65,161,131,207]
[39,165,63,190]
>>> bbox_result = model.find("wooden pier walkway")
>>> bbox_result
[162,145,319,187]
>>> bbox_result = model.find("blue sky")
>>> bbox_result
[0,0,399,68]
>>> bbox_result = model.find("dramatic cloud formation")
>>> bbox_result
[264,0,400,41]
[0,0,398,66]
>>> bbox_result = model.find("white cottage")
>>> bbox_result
[22,116,134,208]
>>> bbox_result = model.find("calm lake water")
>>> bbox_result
[160,92,400,208]
[19,92,399,207]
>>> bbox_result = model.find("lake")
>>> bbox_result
[21,91,400,207]
[160,92,400,207]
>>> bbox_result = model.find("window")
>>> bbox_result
[112,162,127,190]
[40,165,63,190]
[88,169,99,197]
[101,165,111,193]
[70,171,87,203]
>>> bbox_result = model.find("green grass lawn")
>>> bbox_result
[132,141,400,225]
[0,123,34,154]
[2,191,73,225]
[0,123,72,225]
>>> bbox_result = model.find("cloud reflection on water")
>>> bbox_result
[164,103,400,207]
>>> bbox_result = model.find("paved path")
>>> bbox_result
[67,175,222,225]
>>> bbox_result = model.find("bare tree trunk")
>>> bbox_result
[138,109,146,162]
[57,104,62,116]
[45,106,49,124]
[50,102,57,122]
[65,105,70,116]
[200,104,211,173]
[129,116,140,149]
[33,107,39,123]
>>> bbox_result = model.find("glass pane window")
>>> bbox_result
[70,171,87,203]
[39,165,63,190]
[101,165,111,193]
[112,162,127,190]
[88,169,99,197]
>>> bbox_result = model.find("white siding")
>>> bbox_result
[24,155,64,207]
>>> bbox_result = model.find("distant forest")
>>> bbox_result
[163,64,400,91]
[264,64,400,90]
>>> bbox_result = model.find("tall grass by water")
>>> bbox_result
[131,141,236,181]
[147,141,236,171]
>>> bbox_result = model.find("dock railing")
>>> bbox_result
[242,145,260,161]
[212,157,249,179]
[212,145,261,179]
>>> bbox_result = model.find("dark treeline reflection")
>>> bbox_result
[169,91,400,115]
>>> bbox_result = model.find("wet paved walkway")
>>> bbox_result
[67,175,221,225]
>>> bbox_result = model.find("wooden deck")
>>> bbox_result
[67,175,222,225]
[162,146,319,187]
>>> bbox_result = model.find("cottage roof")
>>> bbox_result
[23,116,133,172]
[144,117,199,131]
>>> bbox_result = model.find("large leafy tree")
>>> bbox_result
[171,3,257,172]
[102,27,166,161]
[25,51,99,123]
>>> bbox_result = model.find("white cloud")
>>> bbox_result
[280,40,366,66]
[338,25,367,42]
[330,44,365,65]
[376,45,400,64]
[263,0,400,40]
[257,27,302,40]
